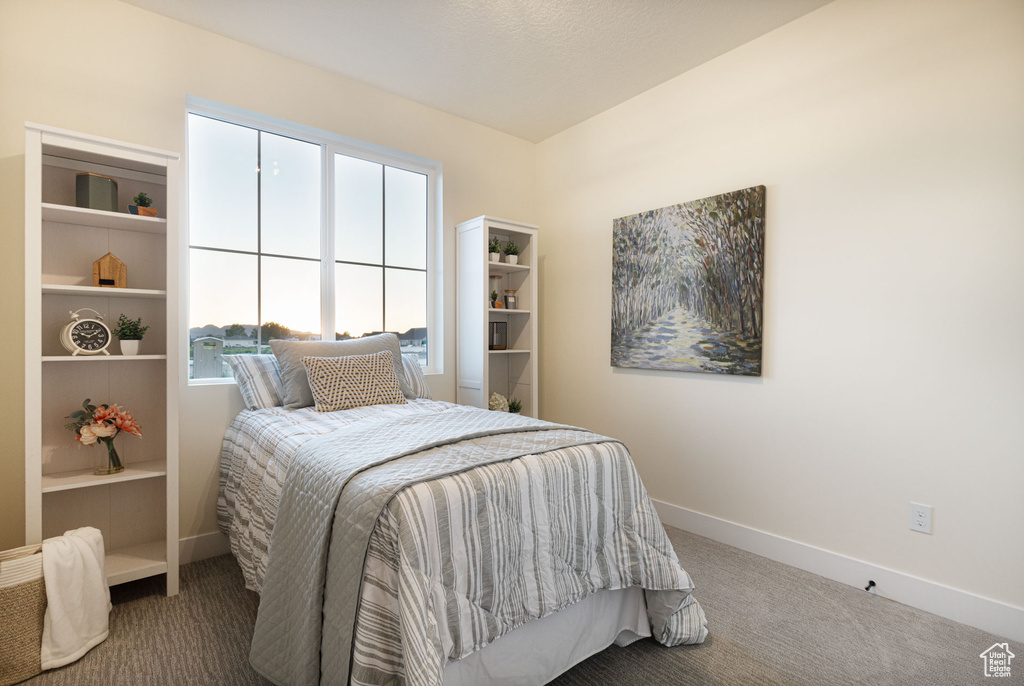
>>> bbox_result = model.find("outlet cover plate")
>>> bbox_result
[910,502,933,534]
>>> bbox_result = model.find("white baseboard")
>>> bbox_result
[178,531,230,564]
[652,499,1024,643]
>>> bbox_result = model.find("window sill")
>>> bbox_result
[187,377,236,387]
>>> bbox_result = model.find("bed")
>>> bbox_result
[217,336,707,686]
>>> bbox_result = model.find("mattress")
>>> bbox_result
[218,400,706,685]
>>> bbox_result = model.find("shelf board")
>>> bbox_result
[42,203,167,233]
[106,541,167,586]
[489,308,531,315]
[489,349,531,354]
[43,354,166,362]
[489,262,530,274]
[42,284,167,299]
[41,459,167,493]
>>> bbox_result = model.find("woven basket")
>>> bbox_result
[0,544,45,686]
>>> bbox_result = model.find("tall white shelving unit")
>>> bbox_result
[24,123,180,595]
[456,216,539,418]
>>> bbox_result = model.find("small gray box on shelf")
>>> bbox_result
[75,172,118,211]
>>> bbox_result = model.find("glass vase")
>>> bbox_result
[95,437,124,475]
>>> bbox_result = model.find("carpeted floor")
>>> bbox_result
[23,526,1018,685]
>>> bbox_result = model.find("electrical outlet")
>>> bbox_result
[909,503,932,534]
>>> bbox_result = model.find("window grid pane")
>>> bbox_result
[335,263,383,339]
[188,248,258,379]
[261,256,322,337]
[384,166,427,270]
[260,132,322,259]
[187,114,259,253]
[384,267,427,337]
[335,154,383,265]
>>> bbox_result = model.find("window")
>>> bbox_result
[186,102,439,381]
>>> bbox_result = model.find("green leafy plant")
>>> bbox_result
[133,192,153,208]
[490,290,499,303]
[507,397,522,414]
[252,321,290,341]
[223,323,248,338]
[503,240,520,256]
[489,236,501,254]
[113,314,149,340]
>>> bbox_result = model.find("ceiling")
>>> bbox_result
[122,0,833,142]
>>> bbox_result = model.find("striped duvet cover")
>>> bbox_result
[218,400,706,686]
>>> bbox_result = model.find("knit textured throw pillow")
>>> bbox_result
[301,350,407,412]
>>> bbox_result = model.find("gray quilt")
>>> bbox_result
[246,405,707,686]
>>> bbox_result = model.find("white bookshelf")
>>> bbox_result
[25,123,180,596]
[105,541,170,586]
[42,202,168,233]
[456,216,539,417]
[41,285,168,299]
[43,355,168,363]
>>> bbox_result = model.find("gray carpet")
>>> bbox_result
[23,526,1017,685]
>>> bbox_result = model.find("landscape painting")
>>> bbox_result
[611,186,765,375]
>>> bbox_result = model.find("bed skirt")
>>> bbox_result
[442,586,649,686]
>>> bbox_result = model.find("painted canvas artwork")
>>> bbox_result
[611,186,765,375]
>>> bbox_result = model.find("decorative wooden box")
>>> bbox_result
[93,252,126,288]
[75,173,118,212]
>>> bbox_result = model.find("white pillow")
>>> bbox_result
[225,354,285,409]
[301,350,407,412]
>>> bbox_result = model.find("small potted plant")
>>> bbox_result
[507,397,522,414]
[113,314,149,356]
[490,290,499,308]
[488,236,501,263]
[129,191,157,217]
[504,240,520,265]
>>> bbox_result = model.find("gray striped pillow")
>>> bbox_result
[226,354,286,409]
[401,354,431,399]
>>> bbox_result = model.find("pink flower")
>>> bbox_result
[114,413,142,438]
[90,422,117,438]
[78,424,100,445]
[92,405,118,422]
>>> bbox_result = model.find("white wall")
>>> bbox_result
[535,0,1024,609]
[0,0,536,548]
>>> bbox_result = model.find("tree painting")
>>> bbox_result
[611,186,765,375]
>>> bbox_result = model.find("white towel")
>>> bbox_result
[40,527,112,669]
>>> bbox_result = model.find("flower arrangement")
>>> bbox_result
[488,392,509,412]
[507,397,522,414]
[65,398,142,474]
[113,314,149,340]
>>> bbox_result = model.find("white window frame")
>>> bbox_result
[183,96,443,385]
